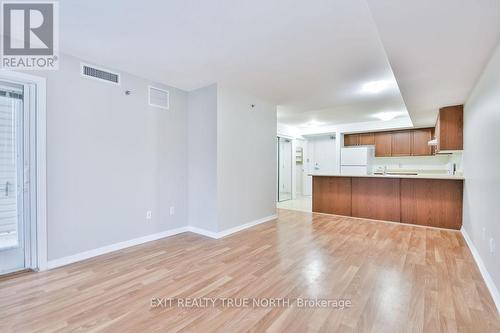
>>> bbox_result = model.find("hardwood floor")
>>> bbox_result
[1,210,499,332]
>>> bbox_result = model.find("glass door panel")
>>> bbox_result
[0,81,25,274]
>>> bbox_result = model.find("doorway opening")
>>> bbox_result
[277,137,292,202]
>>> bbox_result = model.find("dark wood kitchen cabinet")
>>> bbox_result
[400,178,463,229]
[391,131,412,156]
[374,132,392,157]
[345,128,434,157]
[359,133,375,145]
[312,175,464,229]
[344,134,359,146]
[411,128,433,156]
[312,176,352,216]
[435,105,463,152]
[351,177,401,222]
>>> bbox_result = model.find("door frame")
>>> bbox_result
[277,135,294,202]
[0,71,47,272]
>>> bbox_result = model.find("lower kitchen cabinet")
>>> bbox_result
[400,179,463,230]
[312,176,351,216]
[351,178,401,222]
[312,176,464,229]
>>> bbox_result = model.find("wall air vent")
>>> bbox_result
[148,86,169,110]
[81,63,120,84]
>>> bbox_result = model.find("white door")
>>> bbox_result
[0,82,28,274]
[309,136,337,174]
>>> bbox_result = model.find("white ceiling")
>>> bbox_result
[59,0,500,128]
[366,0,500,127]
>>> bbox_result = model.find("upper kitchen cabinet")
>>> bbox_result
[343,127,437,157]
[344,133,375,146]
[344,134,359,146]
[391,131,412,156]
[411,128,433,156]
[374,132,392,157]
[359,133,375,145]
[435,105,463,152]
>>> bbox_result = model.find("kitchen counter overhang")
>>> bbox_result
[312,175,463,229]
[310,173,464,180]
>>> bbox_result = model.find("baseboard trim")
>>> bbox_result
[186,226,219,239]
[46,214,278,270]
[461,227,500,313]
[217,214,278,238]
[188,214,278,239]
[47,226,189,270]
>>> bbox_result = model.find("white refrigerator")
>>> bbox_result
[340,147,374,175]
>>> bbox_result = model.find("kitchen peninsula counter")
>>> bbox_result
[310,173,464,180]
[312,174,464,229]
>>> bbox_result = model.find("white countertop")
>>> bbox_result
[309,173,465,180]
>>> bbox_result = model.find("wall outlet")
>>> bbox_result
[482,227,486,241]
[490,238,496,254]
[146,211,152,220]
[169,206,175,216]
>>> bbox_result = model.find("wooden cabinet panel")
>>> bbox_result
[344,134,359,146]
[436,105,463,151]
[412,128,433,156]
[391,131,412,156]
[401,179,463,229]
[359,133,375,145]
[351,178,401,222]
[312,176,463,230]
[312,177,352,216]
[374,132,392,157]
[435,113,441,152]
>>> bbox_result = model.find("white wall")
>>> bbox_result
[28,56,276,261]
[373,153,463,174]
[187,84,218,232]
[217,86,277,231]
[32,54,188,260]
[463,41,500,303]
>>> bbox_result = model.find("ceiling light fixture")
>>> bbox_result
[373,111,406,121]
[300,120,326,128]
[361,80,390,94]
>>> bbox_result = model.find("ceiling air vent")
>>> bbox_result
[148,86,169,110]
[81,63,120,84]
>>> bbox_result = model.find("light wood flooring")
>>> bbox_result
[1,209,499,332]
